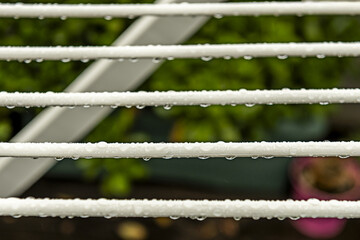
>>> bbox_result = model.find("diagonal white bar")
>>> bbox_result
[0,141,357,158]
[0,88,359,107]
[1,42,359,61]
[2,2,360,18]
[0,198,359,219]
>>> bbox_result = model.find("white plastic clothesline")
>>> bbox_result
[2,2,360,18]
[1,198,360,219]
[2,42,359,61]
[0,141,358,158]
[0,88,360,107]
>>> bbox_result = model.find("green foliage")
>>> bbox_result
[1,0,360,196]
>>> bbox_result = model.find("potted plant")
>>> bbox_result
[289,157,360,238]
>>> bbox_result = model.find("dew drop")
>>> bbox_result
[12,214,22,218]
[277,55,288,60]
[233,216,241,221]
[169,216,179,220]
[104,16,112,20]
[143,157,151,161]
[198,156,209,160]
[245,103,255,107]
[196,216,206,221]
[225,156,236,160]
[339,155,349,159]
[61,58,70,63]
[201,56,212,62]
[110,105,118,109]
[129,58,138,63]
[319,101,329,105]
[152,57,161,63]
[163,105,172,110]
[55,157,64,161]
[200,103,210,108]
[6,105,15,109]
[38,16,44,20]
[136,105,145,109]
[35,58,43,63]
[243,55,253,60]
[223,55,231,60]
[24,59,32,64]
[167,57,174,61]
[81,58,89,63]
[97,141,107,149]
[214,13,223,19]
[316,54,326,59]
[290,216,300,220]
[60,16,67,20]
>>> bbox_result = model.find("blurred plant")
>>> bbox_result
[1,0,360,196]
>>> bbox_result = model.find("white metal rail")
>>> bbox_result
[1,0,359,220]
[0,198,358,219]
[0,141,357,159]
[0,89,359,107]
[2,2,360,18]
[2,42,360,61]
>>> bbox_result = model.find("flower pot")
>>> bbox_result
[289,157,360,239]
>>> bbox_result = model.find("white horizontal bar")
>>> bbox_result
[1,42,359,61]
[0,89,360,107]
[2,2,360,18]
[0,198,359,219]
[0,141,358,158]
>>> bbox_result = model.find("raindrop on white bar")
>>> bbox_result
[0,89,360,107]
[2,2,360,18]
[0,141,360,158]
[2,42,360,61]
[0,198,360,219]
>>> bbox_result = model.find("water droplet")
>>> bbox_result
[339,155,349,159]
[143,157,151,161]
[163,105,172,110]
[198,156,209,160]
[319,101,329,105]
[35,58,43,63]
[61,58,70,63]
[196,216,206,221]
[12,214,22,218]
[136,105,145,109]
[200,103,210,108]
[251,156,259,160]
[128,15,135,19]
[290,216,300,220]
[6,105,15,109]
[277,217,285,221]
[252,216,260,220]
[130,58,138,63]
[316,54,326,59]
[125,105,132,109]
[60,16,67,20]
[152,57,161,63]
[81,58,89,63]
[55,157,64,161]
[110,105,118,109]
[38,16,44,20]
[72,156,79,160]
[167,57,174,61]
[263,156,274,159]
[104,16,112,20]
[83,104,90,108]
[233,216,241,221]
[97,141,107,148]
[214,14,223,19]
[277,55,288,60]
[244,102,256,107]
[163,155,173,160]
[225,156,236,160]
[169,216,179,220]
[24,59,32,64]
[223,55,231,60]
[201,56,212,62]
[243,55,253,60]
